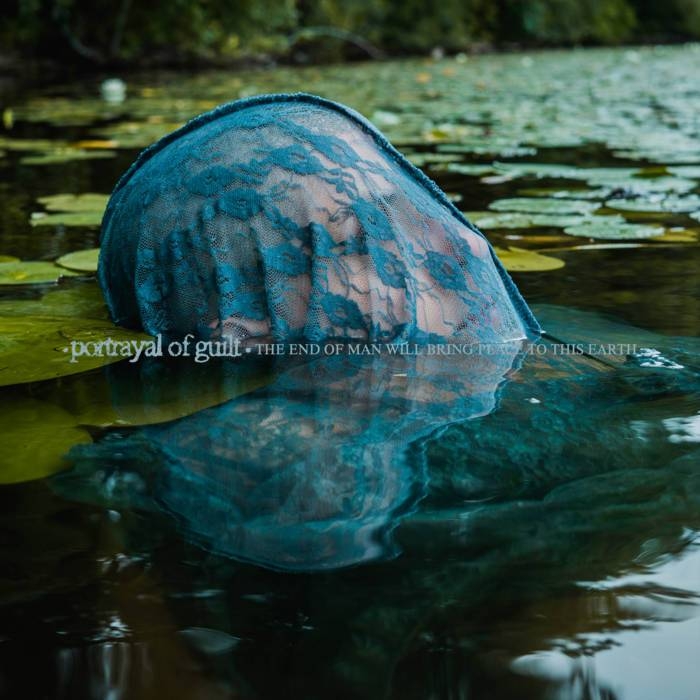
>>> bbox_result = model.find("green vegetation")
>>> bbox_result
[2,0,700,66]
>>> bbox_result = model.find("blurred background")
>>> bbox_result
[1,0,700,71]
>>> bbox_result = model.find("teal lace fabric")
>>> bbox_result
[99,93,540,343]
[57,346,524,572]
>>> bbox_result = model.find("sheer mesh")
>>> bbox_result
[58,346,524,572]
[98,93,540,343]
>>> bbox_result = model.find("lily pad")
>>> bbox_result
[587,175,697,194]
[30,212,104,228]
[489,198,600,215]
[406,152,463,167]
[563,222,665,240]
[0,397,91,484]
[446,164,499,176]
[0,283,109,320]
[0,316,152,386]
[517,188,613,200]
[92,120,184,148]
[667,166,700,179]
[654,230,698,243]
[468,211,622,230]
[55,360,274,429]
[605,194,700,213]
[493,247,565,272]
[37,193,109,213]
[20,149,117,166]
[0,255,19,263]
[0,262,80,285]
[56,249,100,273]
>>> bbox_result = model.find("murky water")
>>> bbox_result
[1,46,699,699]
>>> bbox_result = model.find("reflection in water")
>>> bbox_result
[2,310,698,699]
[56,341,525,571]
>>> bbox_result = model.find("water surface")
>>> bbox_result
[0,46,699,699]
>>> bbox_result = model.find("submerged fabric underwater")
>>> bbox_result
[99,93,540,342]
[58,345,525,571]
[54,309,700,572]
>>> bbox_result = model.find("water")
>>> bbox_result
[1,46,699,699]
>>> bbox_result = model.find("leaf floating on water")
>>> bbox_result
[0,397,91,484]
[405,152,463,167]
[0,261,80,286]
[0,255,19,263]
[493,163,640,182]
[0,283,109,320]
[20,149,117,166]
[72,139,119,150]
[563,222,665,240]
[31,192,108,227]
[92,120,184,148]
[493,246,565,272]
[517,187,614,201]
[666,166,700,179]
[56,249,100,273]
[0,316,151,387]
[0,137,69,151]
[37,193,109,213]
[589,175,697,194]
[489,197,600,215]
[468,211,623,230]
[654,230,698,243]
[30,212,104,228]
[605,194,700,213]
[446,163,499,176]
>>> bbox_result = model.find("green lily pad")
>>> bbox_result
[0,255,19,263]
[489,198,600,215]
[563,222,665,240]
[446,164,498,176]
[37,193,109,213]
[51,360,275,429]
[0,316,152,387]
[667,166,700,179]
[0,283,109,320]
[587,175,697,194]
[56,249,100,273]
[654,230,698,243]
[0,262,80,285]
[30,211,104,227]
[474,212,588,229]
[0,137,69,151]
[92,120,184,148]
[493,163,639,181]
[406,152,463,167]
[20,149,117,166]
[494,246,565,272]
[0,397,91,484]
[468,211,623,230]
[604,195,700,213]
[517,188,613,200]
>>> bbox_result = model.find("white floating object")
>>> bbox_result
[101,78,127,104]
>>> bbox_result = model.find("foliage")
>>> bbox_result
[2,0,700,65]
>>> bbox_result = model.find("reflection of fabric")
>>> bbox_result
[99,93,540,343]
[59,344,524,571]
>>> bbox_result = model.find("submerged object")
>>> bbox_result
[98,93,540,343]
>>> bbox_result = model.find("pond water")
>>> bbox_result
[1,45,699,699]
